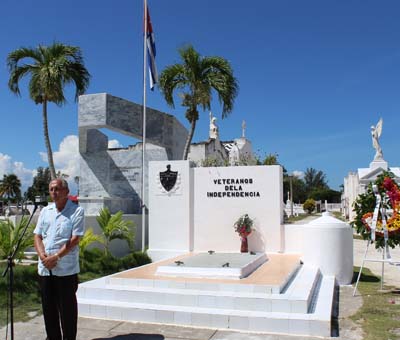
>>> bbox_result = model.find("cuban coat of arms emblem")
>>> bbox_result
[158,164,180,194]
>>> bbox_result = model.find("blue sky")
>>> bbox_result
[0,0,399,193]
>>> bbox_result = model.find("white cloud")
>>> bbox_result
[0,135,81,195]
[108,139,123,148]
[0,153,12,174]
[53,135,79,175]
[40,135,80,194]
[292,170,304,178]
[13,162,36,188]
[0,153,34,193]
[40,135,79,178]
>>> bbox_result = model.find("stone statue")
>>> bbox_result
[242,120,246,138]
[371,118,383,160]
[209,112,219,139]
[229,142,240,165]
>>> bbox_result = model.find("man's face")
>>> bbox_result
[49,180,69,202]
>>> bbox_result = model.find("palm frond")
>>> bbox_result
[157,44,239,160]
[0,217,34,260]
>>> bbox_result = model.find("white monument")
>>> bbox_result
[343,118,400,220]
[77,95,352,338]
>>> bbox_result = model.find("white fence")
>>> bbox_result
[284,201,342,216]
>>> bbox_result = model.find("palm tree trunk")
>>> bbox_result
[42,100,57,179]
[183,119,197,160]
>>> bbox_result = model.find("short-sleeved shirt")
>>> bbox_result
[34,199,85,276]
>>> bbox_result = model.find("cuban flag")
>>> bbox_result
[146,6,158,90]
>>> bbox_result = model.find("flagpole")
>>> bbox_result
[141,0,148,252]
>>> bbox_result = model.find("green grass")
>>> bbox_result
[351,267,400,340]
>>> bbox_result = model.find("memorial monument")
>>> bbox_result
[78,93,188,214]
[343,118,400,220]
[77,93,353,336]
[78,95,256,215]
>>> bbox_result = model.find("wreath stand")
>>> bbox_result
[353,239,400,296]
[353,183,400,296]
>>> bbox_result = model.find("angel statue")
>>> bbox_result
[209,111,219,139]
[371,118,383,160]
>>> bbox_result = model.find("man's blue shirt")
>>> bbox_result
[34,200,85,276]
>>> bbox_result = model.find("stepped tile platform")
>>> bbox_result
[78,253,335,337]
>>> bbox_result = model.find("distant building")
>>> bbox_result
[188,112,255,166]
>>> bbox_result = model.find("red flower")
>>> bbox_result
[388,190,400,205]
[383,177,395,191]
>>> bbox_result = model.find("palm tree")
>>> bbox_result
[96,208,135,255]
[159,45,238,160]
[7,42,90,179]
[26,167,52,201]
[304,167,328,193]
[0,174,21,201]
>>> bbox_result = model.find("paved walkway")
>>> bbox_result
[3,235,400,339]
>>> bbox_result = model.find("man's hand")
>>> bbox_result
[38,252,47,262]
[42,254,59,270]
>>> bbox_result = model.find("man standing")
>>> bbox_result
[34,178,84,340]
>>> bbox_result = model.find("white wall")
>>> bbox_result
[193,165,283,252]
[148,161,194,260]
[148,162,284,260]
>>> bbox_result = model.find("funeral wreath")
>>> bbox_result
[352,171,400,249]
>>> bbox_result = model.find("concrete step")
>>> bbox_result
[77,274,335,337]
[78,265,319,313]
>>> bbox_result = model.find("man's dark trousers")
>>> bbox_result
[39,274,79,340]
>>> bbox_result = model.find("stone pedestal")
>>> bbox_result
[369,158,388,171]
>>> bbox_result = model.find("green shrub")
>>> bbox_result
[95,208,135,255]
[132,251,152,266]
[80,248,152,277]
[303,198,316,214]
[120,253,138,269]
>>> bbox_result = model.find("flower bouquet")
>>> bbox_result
[234,214,254,252]
[352,171,400,249]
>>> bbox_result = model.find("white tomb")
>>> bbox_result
[78,161,353,337]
